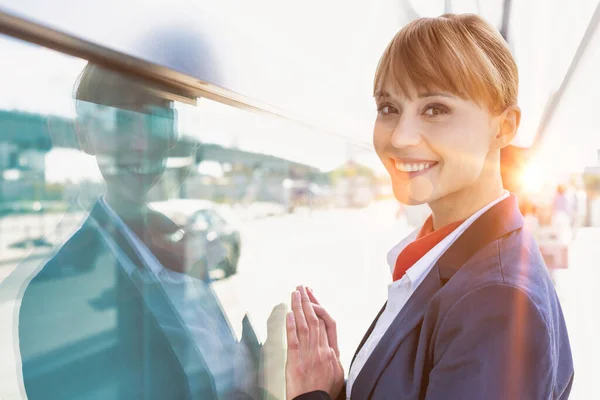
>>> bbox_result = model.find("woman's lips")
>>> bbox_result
[391,159,439,179]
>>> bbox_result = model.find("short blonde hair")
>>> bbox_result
[374,13,518,114]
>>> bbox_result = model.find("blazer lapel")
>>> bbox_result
[351,302,387,366]
[350,267,442,400]
[91,199,219,397]
[90,200,147,270]
[351,194,524,400]
[436,194,523,282]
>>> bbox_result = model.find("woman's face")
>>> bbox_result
[79,94,176,205]
[373,82,498,205]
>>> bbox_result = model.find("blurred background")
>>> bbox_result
[0,0,599,399]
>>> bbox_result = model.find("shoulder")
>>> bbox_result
[29,218,103,281]
[430,228,559,333]
[444,228,550,298]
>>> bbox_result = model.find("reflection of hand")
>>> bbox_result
[285,287,344,400]
[261,303,287,400]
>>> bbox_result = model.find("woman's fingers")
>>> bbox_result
[286,311,300,366]
[291,290,309,355]
[318,319,329,349]
[286,287,341,400]
[312,304,340,358]
[299,286,320,353]
[296,285,340,358]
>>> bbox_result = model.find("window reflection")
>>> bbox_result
[0,35,290,399]
[0,32,390,400]
[14,62,264,399]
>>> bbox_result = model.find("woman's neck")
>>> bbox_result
[428,158,505,230]
[104,190,149,221]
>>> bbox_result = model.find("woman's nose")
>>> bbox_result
[130,132,150,152]
[391,116,421,148]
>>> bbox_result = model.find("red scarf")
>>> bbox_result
[393,216,464,282]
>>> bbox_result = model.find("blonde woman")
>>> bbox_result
[286,14,574,400]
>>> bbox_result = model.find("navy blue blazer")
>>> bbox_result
[18,200,259,399]
[298,194,574,400]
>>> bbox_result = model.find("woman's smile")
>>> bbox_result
[391,158,439,179]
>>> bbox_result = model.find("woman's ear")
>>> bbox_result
[75,118,96,155]
[491,105,521,150]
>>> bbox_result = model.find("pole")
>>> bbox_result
[500,0,513,42]
[534,1,600,147]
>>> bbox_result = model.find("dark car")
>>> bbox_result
[150,199,242,279]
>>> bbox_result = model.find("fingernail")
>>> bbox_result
[287,312,294,325]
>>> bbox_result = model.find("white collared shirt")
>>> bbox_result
[346,191,510,399]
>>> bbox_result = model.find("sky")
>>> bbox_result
[1,0,600,184]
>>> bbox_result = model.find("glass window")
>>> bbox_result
[0,32,399,400]
[0,34,278,400]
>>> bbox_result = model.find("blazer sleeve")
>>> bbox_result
[292,381,346,400]
[293,391,331,400]
[336,381,347,400]
[425,284,554,400]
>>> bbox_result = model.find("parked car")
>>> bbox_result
[149,199,242,278]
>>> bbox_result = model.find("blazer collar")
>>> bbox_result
[436,193,523,283]
[351,193,524,400]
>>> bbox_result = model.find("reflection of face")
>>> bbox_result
[80,96,176,204]
[373,83,496,205]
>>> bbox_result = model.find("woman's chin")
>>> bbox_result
[392,176,437,205]
[393,190,429,206]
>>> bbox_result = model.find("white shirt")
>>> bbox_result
[346,191,510,399]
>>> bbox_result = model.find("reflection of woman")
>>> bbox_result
[285,14,573,400]
[19,65,261,400]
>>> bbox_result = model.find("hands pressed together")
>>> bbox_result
[285,286,344,400]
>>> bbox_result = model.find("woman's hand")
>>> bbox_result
[286,286,344,400]
[306,287,340,359]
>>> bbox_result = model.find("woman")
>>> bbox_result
[285,14,574,400]
[18,64,261,400]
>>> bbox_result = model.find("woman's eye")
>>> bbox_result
[423,105,448,117]
[377,105,398,116]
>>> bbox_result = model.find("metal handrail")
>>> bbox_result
[0,8,373,151]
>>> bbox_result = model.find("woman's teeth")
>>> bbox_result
[104,164,162,175]
[125,165,162,175]
[394,161,435,173]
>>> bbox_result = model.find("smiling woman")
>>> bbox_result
[372,13,520,213]
[287,13,574,400]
